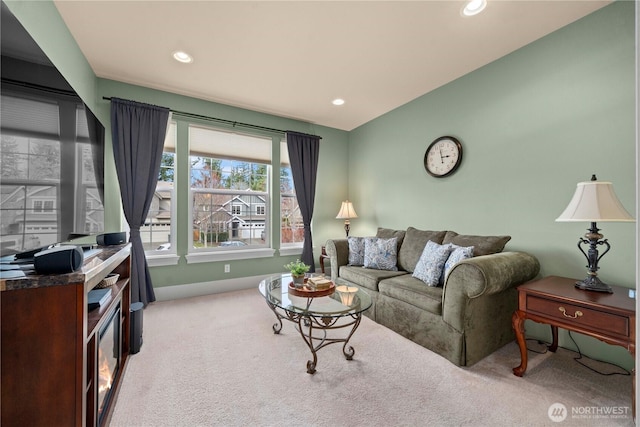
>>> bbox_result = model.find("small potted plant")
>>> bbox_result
[284,259,310,286]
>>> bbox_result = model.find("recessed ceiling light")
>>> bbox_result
[462,0,487,16]
[332,98,345,106]
[172,51,193,64]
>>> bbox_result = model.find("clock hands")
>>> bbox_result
[439,148,451,164]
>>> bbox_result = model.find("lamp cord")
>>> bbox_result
[526,335,630,377]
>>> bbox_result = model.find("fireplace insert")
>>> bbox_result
[97,303,121,425]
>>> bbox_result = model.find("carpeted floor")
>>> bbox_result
[110,288,634,426]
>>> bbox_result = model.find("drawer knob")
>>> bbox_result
[559,306,583,319]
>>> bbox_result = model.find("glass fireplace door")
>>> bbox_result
[97,303,121,425]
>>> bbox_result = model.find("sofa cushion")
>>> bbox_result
[378,275,443,315]
[338,265,408,292]
[442,245,474,284]
[376,228,405,253]
[364,237,398,271]
[412,241,453,286]
[348,236,365,266]
[442,232,511,256]
[397,227,447,272]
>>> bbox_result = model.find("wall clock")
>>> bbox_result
[424,136,463,178]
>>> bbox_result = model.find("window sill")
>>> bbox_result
[279,246,303,257]
[146,253,180,267]
[185,247,276,264]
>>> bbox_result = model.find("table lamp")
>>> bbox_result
[556,175,635,293]
[336,200,358,237]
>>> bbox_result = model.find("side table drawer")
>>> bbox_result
[526,295,631,338]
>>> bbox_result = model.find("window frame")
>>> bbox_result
[185,124,276,264]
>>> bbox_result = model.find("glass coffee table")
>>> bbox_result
[259,273,372,374]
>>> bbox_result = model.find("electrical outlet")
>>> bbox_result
[224,264,230,273]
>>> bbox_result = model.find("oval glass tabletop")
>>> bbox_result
[258,273,371,317]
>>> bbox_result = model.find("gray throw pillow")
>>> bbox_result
[412,241,453,286]
[348,236,365,266]
[363,237,398,271]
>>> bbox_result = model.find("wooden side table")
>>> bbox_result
[512,276,635,415]
[319,246,330,275]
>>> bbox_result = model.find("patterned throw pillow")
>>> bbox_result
[412,241,454,287]
[348,236,365,266]
[363,237,398,271]
[442,245,474,285]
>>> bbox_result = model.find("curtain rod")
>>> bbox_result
[3,77,80,99]
[102,96,321,139]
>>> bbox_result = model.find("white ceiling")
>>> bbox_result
[53,0,610,131]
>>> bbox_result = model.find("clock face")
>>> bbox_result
[424,136,463,178]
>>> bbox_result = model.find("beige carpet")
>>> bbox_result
[110,288,634,426]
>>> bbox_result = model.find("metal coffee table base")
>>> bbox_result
[266,299,363,374]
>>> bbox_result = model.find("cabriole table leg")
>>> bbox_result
[512,310,528,377]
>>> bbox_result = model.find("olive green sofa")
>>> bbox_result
[325,227,540,367]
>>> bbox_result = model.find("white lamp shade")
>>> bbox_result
[336,201,358,219]
[556,180,635,222]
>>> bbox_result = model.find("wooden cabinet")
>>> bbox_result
[1,244,131,427]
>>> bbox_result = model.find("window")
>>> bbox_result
[189,125,270,251]
[151,121,295,263]
[280,140,304,247]
[33,199,55,213]
[143,122,176,254]
[0,94,104,256]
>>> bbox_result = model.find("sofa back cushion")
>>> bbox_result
[397,227,447,272]
[442,231,511,256]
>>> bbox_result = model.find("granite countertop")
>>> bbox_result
[0,244,131,292]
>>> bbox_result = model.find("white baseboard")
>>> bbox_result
[153,274,268,301]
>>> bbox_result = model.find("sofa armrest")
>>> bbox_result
[325,239,349,282]
[442,251,540,329]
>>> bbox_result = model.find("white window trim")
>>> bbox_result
[147,253,180,267]
[186,247,275,264]
[279,245,303,257]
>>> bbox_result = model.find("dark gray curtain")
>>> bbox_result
[286,131,321,272]
[84,103,105,205]
[111,98,170,306]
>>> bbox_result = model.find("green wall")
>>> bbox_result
[348,1,636,369]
